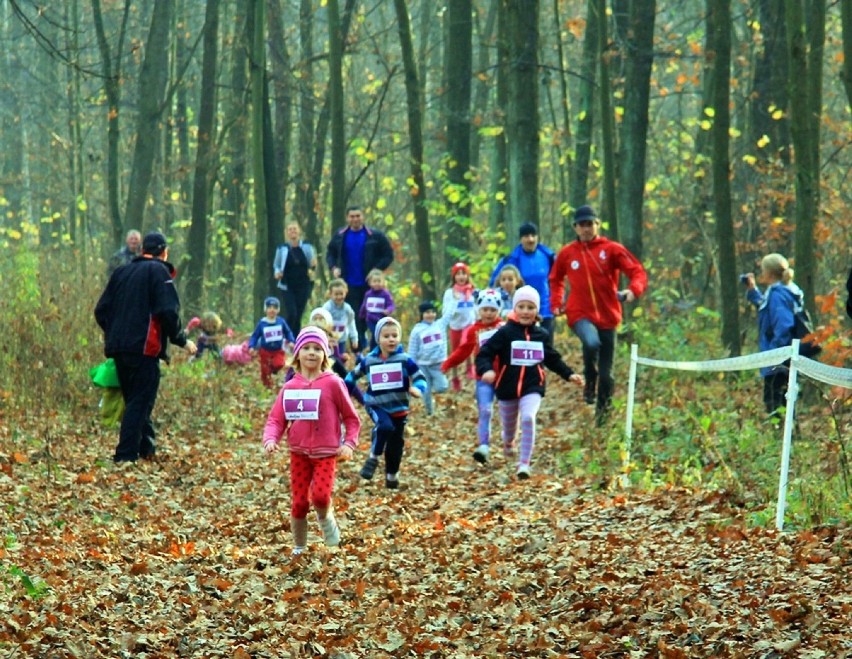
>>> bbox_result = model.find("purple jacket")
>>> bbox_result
[359,288,395,324]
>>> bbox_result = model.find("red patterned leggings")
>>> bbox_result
[289,452,338,519]
[259,348,285,388]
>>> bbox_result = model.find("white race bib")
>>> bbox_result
[369,362,405,391]
[365,296,386,313]
[263,324,284,343]
[421,331,443,346]
[283,389,321,420]
[510,340,544,366]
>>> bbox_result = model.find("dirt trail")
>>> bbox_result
[1,383,850,657]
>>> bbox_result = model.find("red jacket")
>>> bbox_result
[549,236,647,330]
[441,319,503,374]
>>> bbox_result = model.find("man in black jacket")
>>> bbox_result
[326,206,394,345]
[95,232,197,463]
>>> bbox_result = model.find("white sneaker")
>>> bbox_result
[291,546,305,556]
[516,464,531,480]
[473,445,489,464]
[320,516,340,547]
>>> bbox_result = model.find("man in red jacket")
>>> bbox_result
[549,205,647,418]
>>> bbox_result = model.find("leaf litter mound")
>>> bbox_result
[1,370,850,658]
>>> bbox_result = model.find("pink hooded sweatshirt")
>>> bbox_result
[263,370,360,456]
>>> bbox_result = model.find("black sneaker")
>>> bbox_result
[385,477,399,490]
[360,456,379,480]
[583,382,596,405]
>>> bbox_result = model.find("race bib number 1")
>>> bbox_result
[369,362,404,391]
[283,389,321,420]
[510,340,544,366]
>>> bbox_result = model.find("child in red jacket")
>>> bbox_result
[263,327,361,556]
[442,289,504,464]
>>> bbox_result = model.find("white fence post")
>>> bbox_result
[775,341,801,532]
[621,344,639,487]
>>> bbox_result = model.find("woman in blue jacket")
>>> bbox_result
[743,253,806,414]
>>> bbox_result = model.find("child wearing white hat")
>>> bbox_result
[475,286,584,479]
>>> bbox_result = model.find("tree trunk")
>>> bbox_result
[268,0,293,240]
[394,0,436,301]
[597,0,617,240]
[786,0,825,314]
[505,0,540,238]
[615,0,655,260]
[262,73,283,292]
[708,0,740,354]
[124,0,173,233]
[92,0,131,245]
[328,0,346,234]
[183,0,219,313]
[749,0,790,164]
[843,0,852,111]
[249,0,269,318]
[295,0,316,245]
[445,0,472,257]
[488,1,509,233]
[220,7,249,322]
[310,0,356,235]
[568,0,601,240]
[469,3,497,169]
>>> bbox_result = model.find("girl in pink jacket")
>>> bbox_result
[263,326,361,556]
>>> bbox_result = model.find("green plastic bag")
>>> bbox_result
[90,358,120,389]
[99,388,125,428]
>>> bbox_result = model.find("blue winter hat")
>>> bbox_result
[264,296,280,308]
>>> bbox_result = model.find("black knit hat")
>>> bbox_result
[418,300,437,316]
[518,222,538,237]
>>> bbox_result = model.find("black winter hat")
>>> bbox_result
[142,231,168,254]
[419,301,437,316]
[518,222,538,237]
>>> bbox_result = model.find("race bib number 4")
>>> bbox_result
[283,389,321,420]
[263,325,284,343]
[369,362,404,391]
[510,340,544,366]
[365,297,386,313]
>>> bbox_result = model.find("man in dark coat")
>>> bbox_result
[95,232,197,463]
[326,206,394,345]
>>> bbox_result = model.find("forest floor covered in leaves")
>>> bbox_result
[2,366,851,658]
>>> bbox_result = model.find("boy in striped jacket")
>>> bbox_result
[345,317,427,490]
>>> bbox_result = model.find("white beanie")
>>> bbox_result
[512,285,540,311]
[374,316,402,339]
[309,307,333,328]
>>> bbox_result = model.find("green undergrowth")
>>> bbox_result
[554,310,852,530]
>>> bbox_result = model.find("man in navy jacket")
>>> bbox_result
[326,206,394,345]
[95,232,197,463]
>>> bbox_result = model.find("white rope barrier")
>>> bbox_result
[623,340,852,531]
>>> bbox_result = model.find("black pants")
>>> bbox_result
[113,353,160,462]
[369,408,407,475]
[345,283,369,349]
[763,371,788,414]
[280,282,313,336]
[572,319,617,412]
